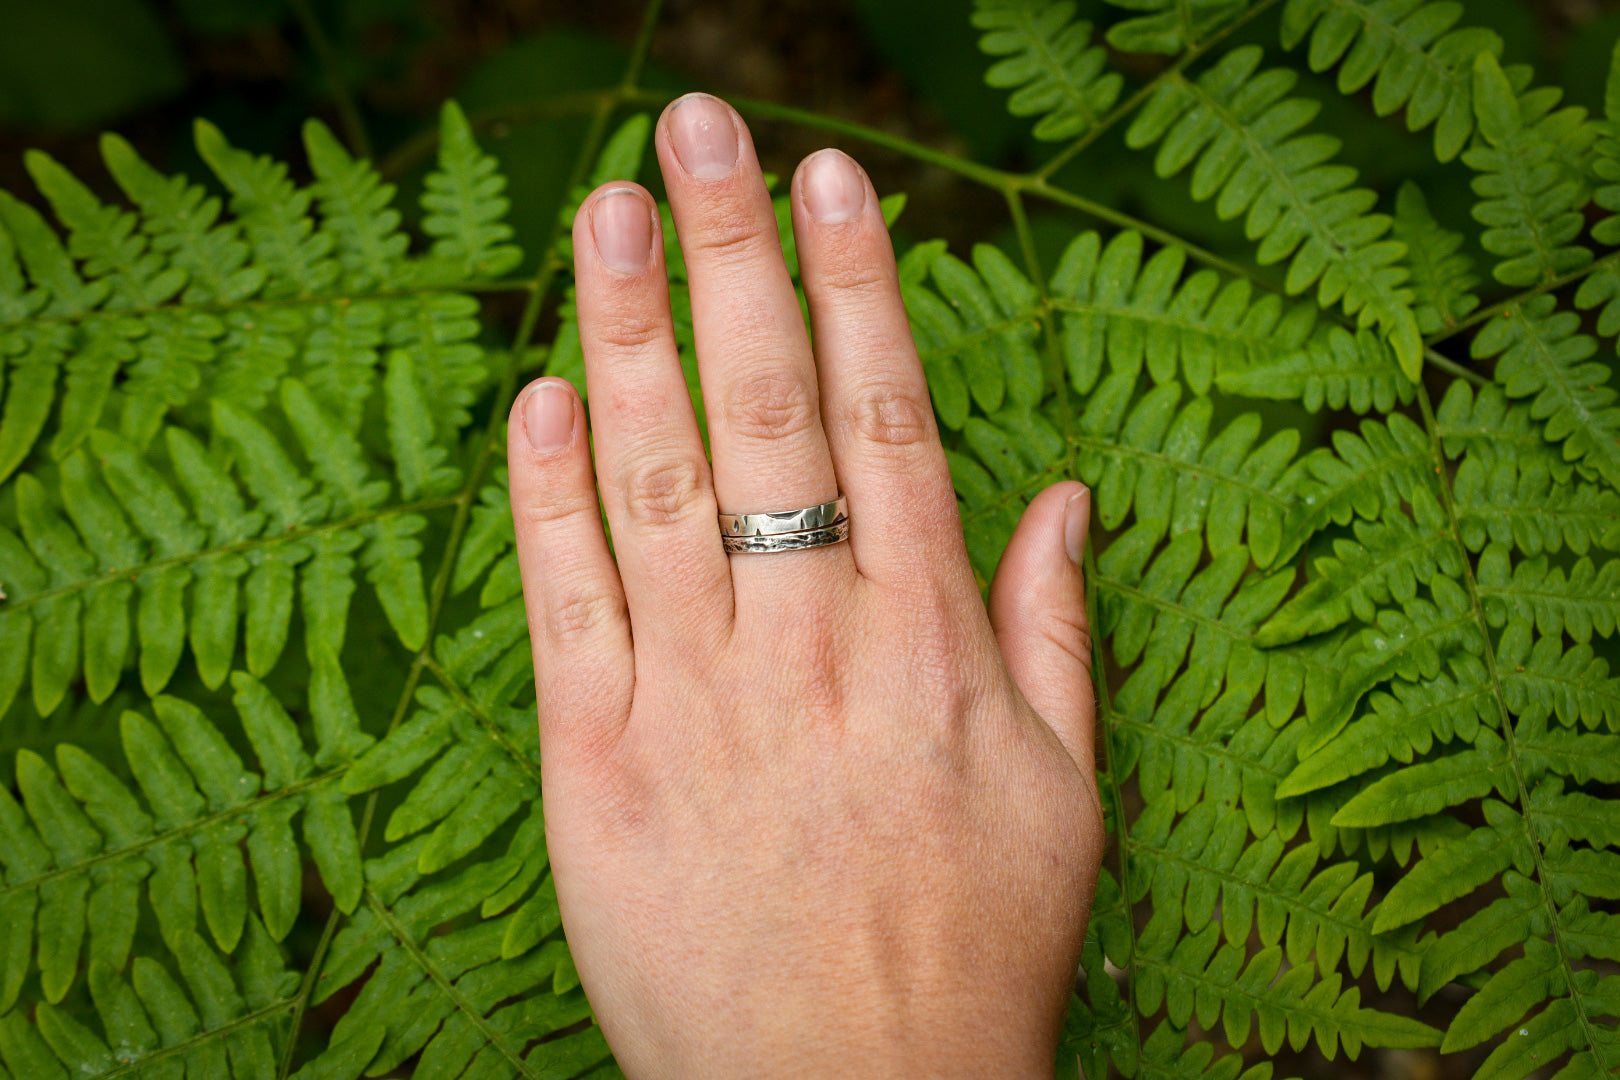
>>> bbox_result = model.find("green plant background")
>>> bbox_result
[0,1,1617,1078]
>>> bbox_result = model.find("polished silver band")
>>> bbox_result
[717,495,848,538]
[722,519,850,554]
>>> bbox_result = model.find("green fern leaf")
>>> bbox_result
[1464,52,1595,287]
[1471,296,1620,491]
[194,119,338,298]
[1126,45,1424,378]
[973,0,1124,140]
[1279,0,1506,162]
[1133,921,1439,1057]
[303,119,410,291]
[1050,229,1320,396]
[1391,180,1479,334]
[418,100,524,283]
[1104,0,1250,55]
[0,670,360,1023]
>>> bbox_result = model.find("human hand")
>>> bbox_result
[506,92,1104,1080]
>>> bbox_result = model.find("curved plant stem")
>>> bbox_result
[289,0,371,159]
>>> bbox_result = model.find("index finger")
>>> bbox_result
[790,148,974,594]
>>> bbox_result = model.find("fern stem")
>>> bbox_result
[288,0,371,160]
[1425,347,1490,388]
[1413,381,1612,1066]
[620,0,667,93]
[423,653,544,785]
[1079,497,1143,1078]
[1007,188,1072,420]
[1022,178,1269,287]
[1033,0,1286,182]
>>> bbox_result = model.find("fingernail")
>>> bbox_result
[523,381,574,452]
[1064,487,1090,565]
[668,93,738,179]
[590,189,653,274]
[801,149,866,223]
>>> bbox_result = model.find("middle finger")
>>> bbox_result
[656,94,856,596]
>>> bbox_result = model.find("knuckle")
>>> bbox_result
[547,588,626,646]
[1039,604,1095,674]
[688,209,776,263]
[821,256,893,297]
[514,490,593,531]
[620,456,711,526]
[846,381,933,448]
[593,308,669,352]
[724,370,820,443]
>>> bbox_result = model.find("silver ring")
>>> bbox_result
[718,495,848,538]
[722,520,850,554]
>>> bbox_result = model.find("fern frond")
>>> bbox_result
[1103,0,1251,56]
[1135,1020,1278,1080]
[1214,324,1412,415]
[1129,800,1424,991]
[1258,484,1460,646]
[1096,525,1294,713]
[303,119,409,292]
[1303,573,1487,752]
[1278,411,1434,554]
[1453,445,1620,556]
[1116,693,1306,838]
[1126,45,1424,378]
[1050,229,1320,396]
[0,669,365,1019]
[1279,0,1506,162]
[973,0,1124,141]
[1391,181,1479,334]
[1470,296,1620,491]
[1464,52,1596,287]
[907,242,1045,423]
[1133,920,1439,1058]
[23,150,186,312]
[1475,543,1620,643]
[0,376,446,717]
[101,132,264,306]
[294,606,613,1079]
[1435,381,1575,477]
[418,100,524,283]
[1071,372,1298,567]
[1279,658,1495,796]
[194,119,338,299]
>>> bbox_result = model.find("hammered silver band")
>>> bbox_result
[717,495,850,554]
[721,519,850,554]
[717,496,848,538]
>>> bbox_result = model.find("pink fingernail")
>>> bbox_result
[523,381,574,452]
[590,189,653,274]
[1064,487,1090,565]
[800,149,866,223]
[668,93,738,179]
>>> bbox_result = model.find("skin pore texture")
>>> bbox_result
[506,92,1105,1080]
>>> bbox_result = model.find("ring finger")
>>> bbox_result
[656,94,856,598]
